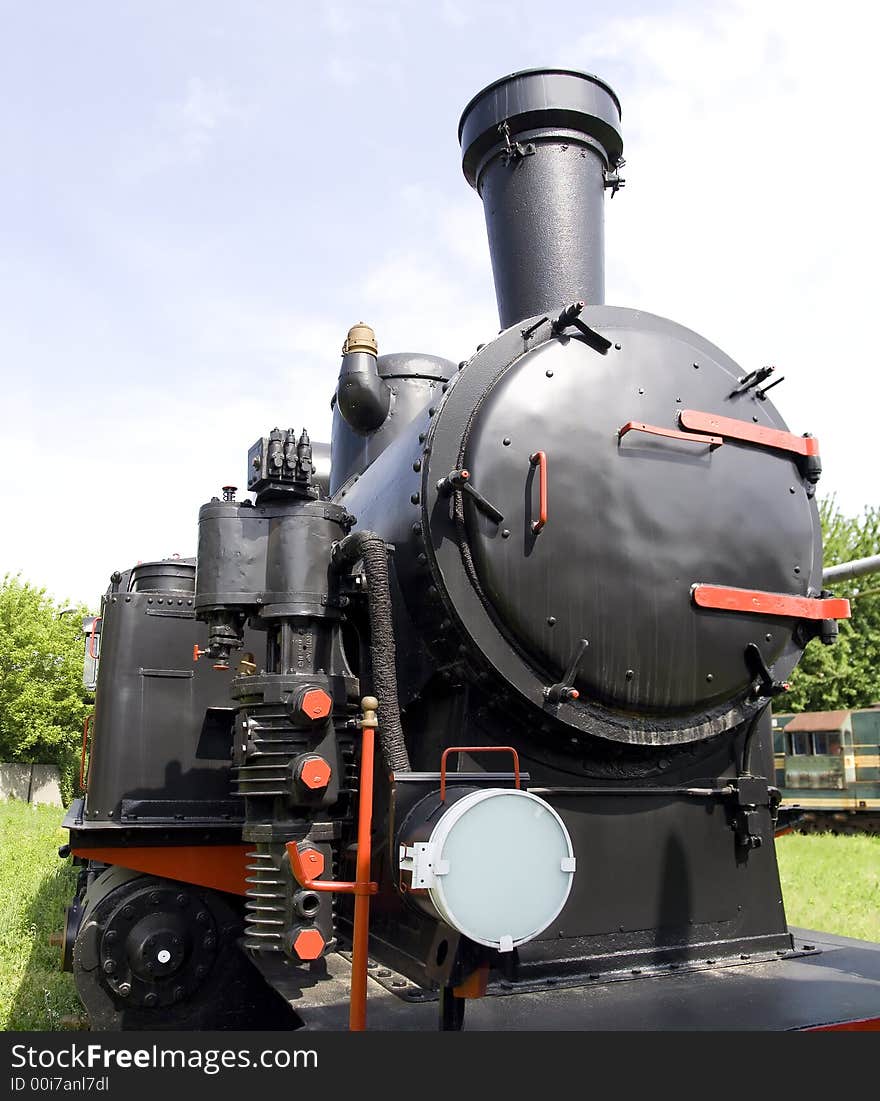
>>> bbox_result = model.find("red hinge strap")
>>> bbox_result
[692,584,851,620]
[618,421,723,449]
[679,410,819,458]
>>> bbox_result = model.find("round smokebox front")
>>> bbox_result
[422,307,822,744]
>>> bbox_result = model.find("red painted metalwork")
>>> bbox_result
[299,688,333,720]
[803,1016,880,1031]
[692,584,851,621]
[286,700,379,1032]
[529,450,548,533]
[618,421,722,449]
[88,617,101,659]
[453,964,490,999]
[292,929,326,961]
[69,844,250,896]
[679,410,819,458]
[439,745,521,802]
[298,755,332,790]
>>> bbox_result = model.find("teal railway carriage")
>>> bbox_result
[773,708,880,831]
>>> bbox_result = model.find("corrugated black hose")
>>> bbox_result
[332,531,411,772]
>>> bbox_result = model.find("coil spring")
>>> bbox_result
[242,846,285,953]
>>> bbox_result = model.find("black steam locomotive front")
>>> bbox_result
[189,69,849,1019]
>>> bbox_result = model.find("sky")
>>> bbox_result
[1,0,877,607]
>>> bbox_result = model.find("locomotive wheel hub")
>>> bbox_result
[99,884,218,1008]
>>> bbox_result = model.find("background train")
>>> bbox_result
[773,706,880,832]
[59,67,880,1031]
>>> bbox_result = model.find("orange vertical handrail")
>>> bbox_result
[348,698,377,1031]
[88,617,101,659]
[529,451,548,533]
[286,695,379,1031]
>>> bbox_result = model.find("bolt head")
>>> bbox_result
[299,688,332,721]
[292,929,325,961]
[297,847,325,878]
[298,755,332,790]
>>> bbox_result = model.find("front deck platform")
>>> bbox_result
[292,929,880,1031]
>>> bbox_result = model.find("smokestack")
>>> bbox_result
[459,68,623,329]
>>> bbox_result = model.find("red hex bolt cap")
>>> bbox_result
[299,688,332,721]
[298,755,332,791]
[297,847,325,878]
[292,928,325,961]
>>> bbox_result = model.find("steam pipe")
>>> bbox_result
[332,531,410,771]
[823,554,880,584]
[459,68,623,328]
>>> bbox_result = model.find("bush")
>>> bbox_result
[0,575,93,803]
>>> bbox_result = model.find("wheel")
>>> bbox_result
[72,866,297,1030]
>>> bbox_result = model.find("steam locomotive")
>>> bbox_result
[61,68,880,1031]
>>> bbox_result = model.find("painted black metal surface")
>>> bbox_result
[71,866,295,1030]
[418,308,821,744]
[84,562,247,828]
[330,352,455,495]
[289,930,880,1030]
[460,317,818,715]
[460,68,624,325]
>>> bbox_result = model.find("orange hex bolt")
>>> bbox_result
[298,756,332,790]
[292,928,325,961]
[299,688,333,721]
[296,847,325,878]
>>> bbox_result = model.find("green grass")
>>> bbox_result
[0,800,877,1030]
[776,832,880,942]
[0,800,82,1030]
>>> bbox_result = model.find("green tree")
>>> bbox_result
[786,500,880,712]
[0,575,92,802]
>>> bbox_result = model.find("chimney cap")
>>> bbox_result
[459,67,623,189]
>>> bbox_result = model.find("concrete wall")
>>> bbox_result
[0,763,63,806]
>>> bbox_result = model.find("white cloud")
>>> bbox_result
[326,56,359,88]
[440,0,472,29]
[115,76,244,180]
